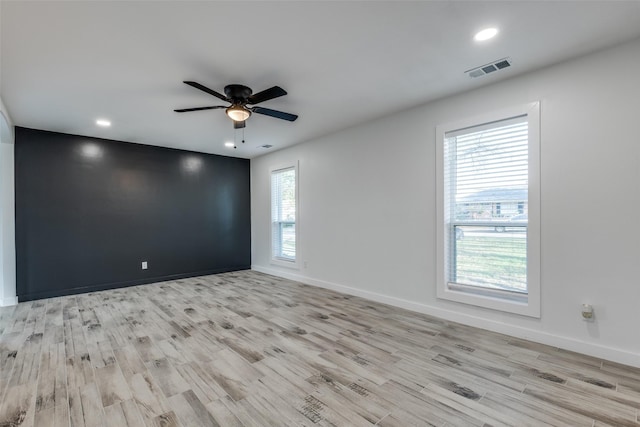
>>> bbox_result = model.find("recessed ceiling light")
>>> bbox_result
[225,142,235,148]
[96,119,111,127]
[474,27,499,42]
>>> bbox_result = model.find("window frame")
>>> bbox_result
[435,102,540,317]
[270,162,299,269]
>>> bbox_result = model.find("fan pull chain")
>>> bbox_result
[242,127,245,144]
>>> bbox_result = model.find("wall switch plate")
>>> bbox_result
[141,261,148,270]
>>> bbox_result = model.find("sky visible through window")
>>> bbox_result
[448,118,528,204]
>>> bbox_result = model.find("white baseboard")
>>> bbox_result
[0,296,18,307]
[252,264,640,368]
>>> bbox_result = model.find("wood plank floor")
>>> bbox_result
[1,270,639,426]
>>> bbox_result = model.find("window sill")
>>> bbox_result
[438,282,540,318]
[270,258,299,270]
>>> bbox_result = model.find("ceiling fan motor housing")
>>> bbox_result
[224,84,253,104]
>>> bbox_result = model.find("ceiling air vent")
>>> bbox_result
[261,144,273,149]
[465,57,512,78]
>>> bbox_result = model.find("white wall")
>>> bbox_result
[251,37,640,367]
[0,96,17,307]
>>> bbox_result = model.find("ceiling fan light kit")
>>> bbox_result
[174,81,298,128]
[226,105,251,122]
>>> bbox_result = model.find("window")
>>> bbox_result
[271,165,297,265]
[436,103,540,317]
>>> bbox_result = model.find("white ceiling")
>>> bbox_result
[2,1,640,159]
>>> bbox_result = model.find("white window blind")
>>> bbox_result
[444,115,529,296]
[271,167,296,261]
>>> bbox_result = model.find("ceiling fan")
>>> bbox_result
[174,81,298,129]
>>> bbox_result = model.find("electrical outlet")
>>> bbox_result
[581,304,593,320]
[141,261,148,270]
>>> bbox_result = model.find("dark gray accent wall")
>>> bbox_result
[15,127,251,301]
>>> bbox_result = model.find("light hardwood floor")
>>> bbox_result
[1,270,639,426]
